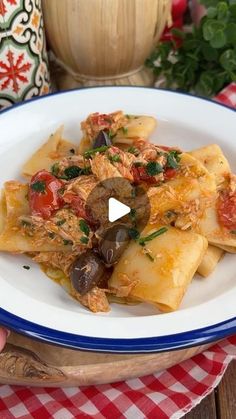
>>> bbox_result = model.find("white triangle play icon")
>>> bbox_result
[108,197,130,222]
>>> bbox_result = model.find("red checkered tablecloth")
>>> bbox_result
[0,84,235,419]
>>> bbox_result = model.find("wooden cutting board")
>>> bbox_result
[0,332,213,387]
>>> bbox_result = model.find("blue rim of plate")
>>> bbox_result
[0,86,235,353]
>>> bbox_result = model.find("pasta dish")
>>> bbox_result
[0,111,235,313]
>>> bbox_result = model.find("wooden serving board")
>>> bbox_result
[0,332,214,387]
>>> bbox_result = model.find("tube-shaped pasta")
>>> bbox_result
[0,181,67,252]
[22,126,77,177]
[197,245,224,277]
[189,144,230,188]
[109,225,208,312]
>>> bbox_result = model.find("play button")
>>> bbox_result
[86,177,150,243]
[108,197,130,222]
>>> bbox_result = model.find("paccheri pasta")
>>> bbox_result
[0,111,235,313]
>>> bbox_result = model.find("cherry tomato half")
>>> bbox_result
[131,165,157,184]
[29,170,64,219]
[63,192,97,226]
[217,191,236,231]
[164,168,177,180]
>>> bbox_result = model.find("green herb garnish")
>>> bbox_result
[84,145,110,159]
[145,252,155,262]
[146,0,236,97]
[23,265,30,270]
[138,227,168,246]
[56,219,66,226]
[63,239,73,245]
[108,154,121,163]
[146,161,163,176]
[128,228,140,240]
[31,180,46,193]
[121,126,128,135]
[64,166,81,179]
[230,230,236,235]
[80,236,89,244]
[128,146,140,156]
[51,162,60,177]
[166,151,181,169]
[64,165,91,179]
[129,208,136,225]
[107,130,116,139]
[79,219,90,237]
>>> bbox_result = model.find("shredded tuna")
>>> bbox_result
[81,111,128,143]
[71,286,110,312]
[33,250,81,275]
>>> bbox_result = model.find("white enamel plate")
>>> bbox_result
[0,87,235,353]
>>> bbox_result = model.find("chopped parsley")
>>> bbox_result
[56,219,66,226]
[129,208,136,225]
[63,165,91,179]
[166,150,181,169]
[230,230,236,235]
[121,126,128,135]
[51,162,60,177]
[79,219,90,236]
[80,236,89,244]
[70,148,75,154]
[107,130,116,139]
[128,146,140,156]
[63,239,73,245]
[108,154,121,163]
[145,252,154,262]
[84,145,110,159]
[146,161,163,176]
[125,114,132,119]
[128,228,140,240]
[138,227,168,246]
[23,265,30,270]
[30,180,46,193]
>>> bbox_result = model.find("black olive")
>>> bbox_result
[70,250,106,295]
[99,225,130,265]
[93,130,112,148]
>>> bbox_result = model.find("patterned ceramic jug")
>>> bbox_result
[0,0,50,108]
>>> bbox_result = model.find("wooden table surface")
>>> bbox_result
[185,360,236,418]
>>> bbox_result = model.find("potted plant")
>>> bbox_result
[146,0,236,97]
